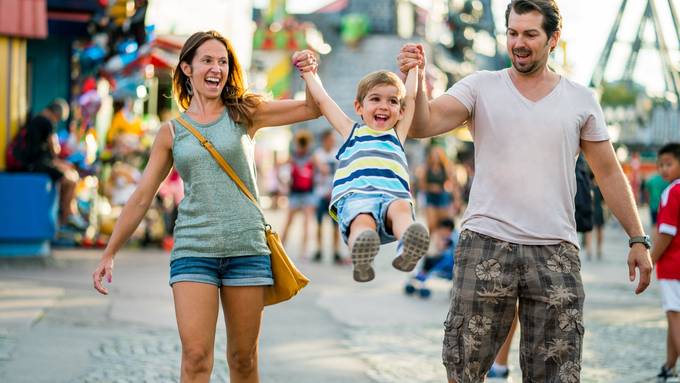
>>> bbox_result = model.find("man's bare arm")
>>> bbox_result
[397,44,469,138]
[582,139,652,294]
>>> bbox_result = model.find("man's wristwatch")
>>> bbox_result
[629,235,651,249]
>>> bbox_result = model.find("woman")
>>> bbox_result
[92,31,319,383]
[418,145,461,233]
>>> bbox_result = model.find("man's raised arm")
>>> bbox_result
[397,44,470,139]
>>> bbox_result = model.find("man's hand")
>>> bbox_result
[292,50,318,74]
[397,43,425,77]
[627,244,653,294]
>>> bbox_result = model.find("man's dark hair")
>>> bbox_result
[505,0,562,39]
[659,143,680,161]
[46,98,69,121]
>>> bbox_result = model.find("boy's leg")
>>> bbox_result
[348,213,380,282]
[666,314,679,371]
[442,230,519,383]
[385,199,414,239]
[667,312,680,369]
[387,199,429,272]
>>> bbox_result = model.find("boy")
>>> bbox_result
[296,57,429,282]
[652,142,680,382]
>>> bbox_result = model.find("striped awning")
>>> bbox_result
[0,0,48,39]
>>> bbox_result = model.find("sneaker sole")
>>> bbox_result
[351,230,380,282]
[392,223,429,272]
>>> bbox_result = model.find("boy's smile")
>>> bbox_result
[355,84,403,131]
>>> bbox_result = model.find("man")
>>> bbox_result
[398,1,652,382]
[11,98,85,229]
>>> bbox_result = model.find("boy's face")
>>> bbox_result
[354,84,403,131]
[658,153,680,182]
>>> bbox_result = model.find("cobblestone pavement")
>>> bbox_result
[0,210,671,382]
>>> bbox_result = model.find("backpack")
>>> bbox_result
[290,157,314,192]
[5,128,27,171]
[574,155,594,233]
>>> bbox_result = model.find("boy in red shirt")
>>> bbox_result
[653,142,680,381]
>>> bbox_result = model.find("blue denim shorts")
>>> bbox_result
[335,193,413,245]
[288,191,317,209]
[169,255,273,287]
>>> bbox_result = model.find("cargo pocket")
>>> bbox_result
[442,313,465,367]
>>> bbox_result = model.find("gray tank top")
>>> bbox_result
[170,111,270,261]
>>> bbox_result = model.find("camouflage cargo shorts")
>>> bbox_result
[442,230,585,383]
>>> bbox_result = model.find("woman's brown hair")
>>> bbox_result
[172,30,262,127]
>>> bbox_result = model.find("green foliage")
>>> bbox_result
[600,81,639,106]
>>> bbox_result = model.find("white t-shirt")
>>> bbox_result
[446,69,609,246]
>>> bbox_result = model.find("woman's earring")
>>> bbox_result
[185,79,194,96]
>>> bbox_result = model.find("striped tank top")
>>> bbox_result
[329,123,412,220]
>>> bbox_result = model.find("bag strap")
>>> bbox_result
[175,116,269,226]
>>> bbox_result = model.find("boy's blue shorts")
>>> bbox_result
[335,193,413,245]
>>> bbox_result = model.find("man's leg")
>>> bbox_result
[442,231,519,383]
[518,242,585,382]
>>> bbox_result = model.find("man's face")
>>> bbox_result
[506,9,559,75]
[658,153,680,182]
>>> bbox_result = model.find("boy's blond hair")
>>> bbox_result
[355,70,406,107]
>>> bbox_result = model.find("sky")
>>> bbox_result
[255,0,680,94]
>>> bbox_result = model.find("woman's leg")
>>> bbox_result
[425,206,437,234]
[173,282,220,383]
[301,205,315,257]
[596,226,604,259]
[221,286,266,383]
[280,207,299,243]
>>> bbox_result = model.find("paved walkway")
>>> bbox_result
[0,208,670,382]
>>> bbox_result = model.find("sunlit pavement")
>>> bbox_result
[0,208,669,382]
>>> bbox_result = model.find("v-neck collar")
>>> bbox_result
[502,68,563,108]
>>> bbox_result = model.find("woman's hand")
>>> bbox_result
[292,50,318,74]
[92,254,115,295]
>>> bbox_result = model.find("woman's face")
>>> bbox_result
[184,39,229,99]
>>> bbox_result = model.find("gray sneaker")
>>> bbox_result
[351,230,380,282]
[392,222,429,272]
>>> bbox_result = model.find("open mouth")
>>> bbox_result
[205,76,221,89]
[513,50,531,62]
[374,114,389,123]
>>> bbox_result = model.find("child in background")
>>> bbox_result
[652,143,680,382]
[280,130,316,257]
[297,57,429,282]
[405,218,459,298]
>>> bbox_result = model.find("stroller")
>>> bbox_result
[404,225,459,299]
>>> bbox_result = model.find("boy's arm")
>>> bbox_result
[300,71,354,139]
[395,66,419,144]
[651,231,674,263]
